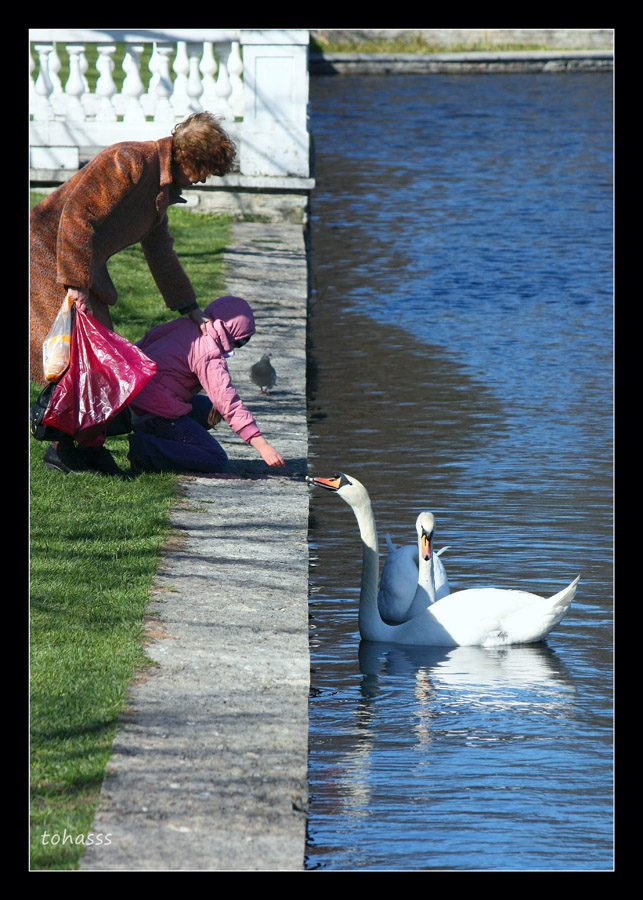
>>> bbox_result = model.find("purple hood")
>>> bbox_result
[203,296,255,356]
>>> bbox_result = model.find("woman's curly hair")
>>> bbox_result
[172,112,237,179]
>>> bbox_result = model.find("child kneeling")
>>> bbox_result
[127,296,284,474]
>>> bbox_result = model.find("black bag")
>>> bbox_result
[30,381,66,442]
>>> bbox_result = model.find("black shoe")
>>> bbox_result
[127,451,144,476]
[43,437,89,474]
[127,434,147,475]
[77,446,128,478]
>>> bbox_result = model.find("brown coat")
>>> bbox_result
[29,136,196,384]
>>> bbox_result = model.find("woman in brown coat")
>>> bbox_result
[30,111,236,475]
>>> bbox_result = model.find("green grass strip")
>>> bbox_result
[309,36,571,54]
[29,195,232,869]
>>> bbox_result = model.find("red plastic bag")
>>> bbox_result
[43,309,156,439]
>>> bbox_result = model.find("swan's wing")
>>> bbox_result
[381,544,451,618]
[433,552,451,601]
[431,587,545,620]
[425,579,579,647]
[378,544,419,623]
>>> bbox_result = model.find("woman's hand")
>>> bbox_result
[67,287,89,311]
[188,306,212,336]
[249,436,286,468]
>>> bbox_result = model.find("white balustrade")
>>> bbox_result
[29,29,312,179]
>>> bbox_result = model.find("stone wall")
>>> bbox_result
[311,29,614,50]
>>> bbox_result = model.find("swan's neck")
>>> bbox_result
[409,553,437,614]
[350,496,384,638]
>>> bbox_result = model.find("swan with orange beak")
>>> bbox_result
[308,472,579,647]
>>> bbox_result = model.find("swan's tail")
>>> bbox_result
[548,575,580,616]
[503,576,580,644]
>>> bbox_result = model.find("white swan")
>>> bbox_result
[378,517,450,623]
[309,473,579,648]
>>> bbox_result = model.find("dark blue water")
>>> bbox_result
[306,73,613,871]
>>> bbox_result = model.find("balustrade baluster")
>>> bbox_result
[228,40,244,119]
[64,45,87,120]
[152,45,176,124]
[95,45,117,121]
[32,45,54,120]
[45,43,65,118]
[29,48,36,101]
[80,46,89,92]
[48,43,63,96]
[143,43,160,117]
[171,41,190,116]
[122,44,146,122]
[199,42,218,111]
[187,44,204,113]
[214,43,233,122]
[78,47,96,117]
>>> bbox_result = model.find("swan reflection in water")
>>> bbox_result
[358,640,575,702]
[311,640,577,824]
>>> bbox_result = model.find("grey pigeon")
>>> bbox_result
[250,352,277,394]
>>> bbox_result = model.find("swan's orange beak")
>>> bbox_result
[309,475,343,492]
[420,532,432,561]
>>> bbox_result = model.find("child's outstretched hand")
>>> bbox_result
[249,436,286,468]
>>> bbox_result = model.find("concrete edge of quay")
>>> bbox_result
[309,49,614,75]
[80,221,311,872]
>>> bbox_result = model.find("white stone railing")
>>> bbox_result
[29,28,312,180]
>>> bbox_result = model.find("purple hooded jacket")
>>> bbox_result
[130,296,261,443]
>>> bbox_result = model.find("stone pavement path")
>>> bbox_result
[81,222,310,871]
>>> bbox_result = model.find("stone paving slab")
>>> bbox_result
[81,222,310,871]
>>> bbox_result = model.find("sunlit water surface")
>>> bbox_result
[305,72,613,871]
